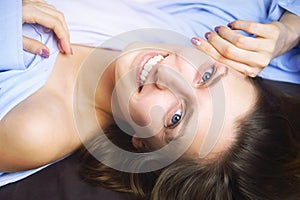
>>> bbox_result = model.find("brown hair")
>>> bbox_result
[79,123,158,199]
[151,78,300,200]
[80,78,300,200]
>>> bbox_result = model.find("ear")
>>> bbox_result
[132,136,148,152]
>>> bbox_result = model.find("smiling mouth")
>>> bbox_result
[138,53,168,91]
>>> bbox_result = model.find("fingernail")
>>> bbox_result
[39,49,49,58]
[227,23,233,29]
[43,27,52,33]
[205,32,211,40]
[58,41,64,53]
[191,37,201,46]
[249,73,257,78]
[214,26,221,33]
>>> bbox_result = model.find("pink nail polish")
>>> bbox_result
[43,27,52,33]
[191,37,201,46]
[39,49,49,58]
[205,32,211,40]
[214,26,221,33]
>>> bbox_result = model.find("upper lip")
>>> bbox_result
[136,52,169,92]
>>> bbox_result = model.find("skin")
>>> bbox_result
[22,0,72,56]
[114,43,257,159]
[0,41,257,171]
[2,1,299,171]
[0,45,94,171]
[192,11,300,77]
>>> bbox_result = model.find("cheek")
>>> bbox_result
[129,89,178,126]
[128,95,166,129]
[115,51,138,79]
[128,100,151,126]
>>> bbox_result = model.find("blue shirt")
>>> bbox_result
[0,0,299,187]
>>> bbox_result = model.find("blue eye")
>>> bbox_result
[200,67,215,83]
[167,110,182,128]
[171,113,181,124]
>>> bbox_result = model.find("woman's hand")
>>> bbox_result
[191,12,300,77]
[22,0,72,58]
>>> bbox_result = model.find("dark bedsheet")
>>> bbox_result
[0,79,298,200]
[0,152,138,200]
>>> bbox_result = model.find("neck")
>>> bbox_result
[93,48,121,128]
[72,46,120,139]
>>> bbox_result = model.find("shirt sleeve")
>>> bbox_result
[277,0,300,16]
[0,0,25,71]
[257,0,300,84]
[267,0,300,20]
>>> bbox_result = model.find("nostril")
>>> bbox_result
[138,85,143,92]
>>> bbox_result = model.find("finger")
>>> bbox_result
[34,5,70,54]
[23,36,50,58]
[57,40,65,53]
[35,4,70,42]
[228,20,280,39]
[30,0,46,3]
[38,11,71,54]
[22,1,57,23]
[214,26,267,51]
[191,37,261,77]
[206,32,271,68]
[22,3,71,54]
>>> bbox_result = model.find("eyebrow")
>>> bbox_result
[208,73,223,88]
[207,64,229,89]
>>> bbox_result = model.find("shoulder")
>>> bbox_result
[0,91,81,172]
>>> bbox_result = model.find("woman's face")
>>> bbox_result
[113,42,257,160]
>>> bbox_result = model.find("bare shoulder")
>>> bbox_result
[0,88,81,172]
[0,46,98,172]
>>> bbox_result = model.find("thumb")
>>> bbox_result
[23,36,50,58]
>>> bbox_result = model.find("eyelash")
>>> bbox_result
[163,101,185,143]
[200,65,216,84]
[163,66,216,142]
[164,109,182,143]
[165,109,183,129]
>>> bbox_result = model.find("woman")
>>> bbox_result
[0,0,299,194]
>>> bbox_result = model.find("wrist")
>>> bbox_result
[279,11,300,47]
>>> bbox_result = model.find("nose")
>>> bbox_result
[155,65,197,108]
[157,65,189,91]
[156,64,194,98]
[155,66,168,90]
[156,65,178,90]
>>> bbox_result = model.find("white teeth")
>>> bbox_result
[154,55,164,61]
[144,64,153,71]
[140,76,146,81]
[139,54,164,86]
[141,70,149,77]
[147,59,157,65]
